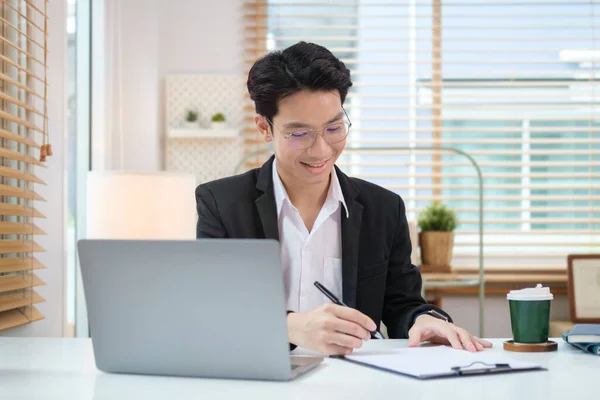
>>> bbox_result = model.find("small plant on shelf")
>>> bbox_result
[417,201,458,273]
[184,109,199,128]
[211,113,225,121]
[210,112,226,129]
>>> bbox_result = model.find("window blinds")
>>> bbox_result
[0,0,48,331]
[243,0,600,272]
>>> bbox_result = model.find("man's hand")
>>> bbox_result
[287,304,377,355]
[408,314,492,352]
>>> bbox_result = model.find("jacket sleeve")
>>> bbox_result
[382,196,452,338]
[195,184,227,238]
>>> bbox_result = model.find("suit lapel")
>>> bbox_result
[341,200,363,308]
[336,166,363,308]
[255,190,279,240]
[255,156,279,240]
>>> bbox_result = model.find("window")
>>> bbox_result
[67,0,91,337]
[243,0,600,272]
[0,0,49,330]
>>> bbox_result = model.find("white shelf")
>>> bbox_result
[168,128,239,139]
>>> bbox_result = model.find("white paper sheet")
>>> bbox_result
[344,346,541,379]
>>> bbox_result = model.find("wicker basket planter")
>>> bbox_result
[419,231,454,273]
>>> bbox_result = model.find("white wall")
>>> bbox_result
[0,0,67,338]
[118,0,161,171]
[158,0,244,75]
[100,0,243,172]
[97,0,161,171]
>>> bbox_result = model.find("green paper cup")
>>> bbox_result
[506,284,553,344]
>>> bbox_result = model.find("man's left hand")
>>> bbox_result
[408,314,492,352]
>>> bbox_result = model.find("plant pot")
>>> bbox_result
[210,121,226,130]
[419,231,454,273]
[182,121,198,129]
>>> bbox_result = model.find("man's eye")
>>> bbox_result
[326,124,342,133]
[290,131,309,138]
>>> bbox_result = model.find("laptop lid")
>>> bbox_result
[77,239,293,380]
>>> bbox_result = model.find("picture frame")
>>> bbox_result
[567,254,600,323]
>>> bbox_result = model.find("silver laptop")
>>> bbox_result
[77,239,323,381]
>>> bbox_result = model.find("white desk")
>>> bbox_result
[0,338,597,400]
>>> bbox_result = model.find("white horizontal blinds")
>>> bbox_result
[0,0,48,331]
[431,0,599,272]
[244,0,600,271]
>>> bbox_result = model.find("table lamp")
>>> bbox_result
[86,172,197,239]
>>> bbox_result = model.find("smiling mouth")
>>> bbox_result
[301,159,329,168]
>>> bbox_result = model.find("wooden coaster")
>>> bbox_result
[503,340,558,352]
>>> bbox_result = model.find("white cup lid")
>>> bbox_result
[506,284,554,301]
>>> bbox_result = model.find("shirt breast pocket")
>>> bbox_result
[323,257,343,300]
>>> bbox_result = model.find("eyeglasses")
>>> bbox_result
[266,108,352,151]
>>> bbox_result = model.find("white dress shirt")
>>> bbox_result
[272,159,350,313]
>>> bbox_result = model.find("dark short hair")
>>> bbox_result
[247,41,352,121]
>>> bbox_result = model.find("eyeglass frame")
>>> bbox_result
[264,107,352,150]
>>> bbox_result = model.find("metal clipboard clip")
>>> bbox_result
[450,361,513,376]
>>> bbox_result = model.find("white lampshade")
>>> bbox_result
[86,172,197,240]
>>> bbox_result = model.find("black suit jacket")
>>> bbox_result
[195,156,451,338]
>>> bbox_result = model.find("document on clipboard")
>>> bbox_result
[336,346,544,380]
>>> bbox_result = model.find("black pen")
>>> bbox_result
[313,281,385,340]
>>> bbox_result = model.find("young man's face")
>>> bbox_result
[260,89,347,188]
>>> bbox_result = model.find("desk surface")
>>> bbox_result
[0,337,597,400]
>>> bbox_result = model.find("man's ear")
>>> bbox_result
[255,114,273,143]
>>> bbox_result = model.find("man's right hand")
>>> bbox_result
[287,304,377,355]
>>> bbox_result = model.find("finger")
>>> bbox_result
[475,341,484,351]
[470,336,485,351]
[331,318,371,340]
[475,337,493,348]
[445,330,463,350]
[407,327,423,347]
[326,331,364,350]
[457,329,477,352]
[323,343,353,356]
[331,306,377,331]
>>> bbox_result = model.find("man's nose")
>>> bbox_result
[307,132,331,156]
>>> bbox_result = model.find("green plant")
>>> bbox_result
[417,201,458,232]
[211,112,226,122]
[186,109,198,122]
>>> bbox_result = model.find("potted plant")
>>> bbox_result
[417,201,458,273]
[210,112,226,129]
[184,109,199,129]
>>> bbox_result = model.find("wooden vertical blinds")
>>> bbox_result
[243,0,269,167]
[0,0,48,331]
[243,1,600,272]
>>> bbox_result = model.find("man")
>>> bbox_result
[196,41,491,355]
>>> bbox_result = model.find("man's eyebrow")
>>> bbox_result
[281,112,344,129]
[281,120,310,129]
[325,111,344,125]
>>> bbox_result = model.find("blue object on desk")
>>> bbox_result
[562,324,600,355]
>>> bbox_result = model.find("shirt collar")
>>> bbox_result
[272,158,349,218]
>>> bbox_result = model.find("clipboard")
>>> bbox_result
[332,346,546,380]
